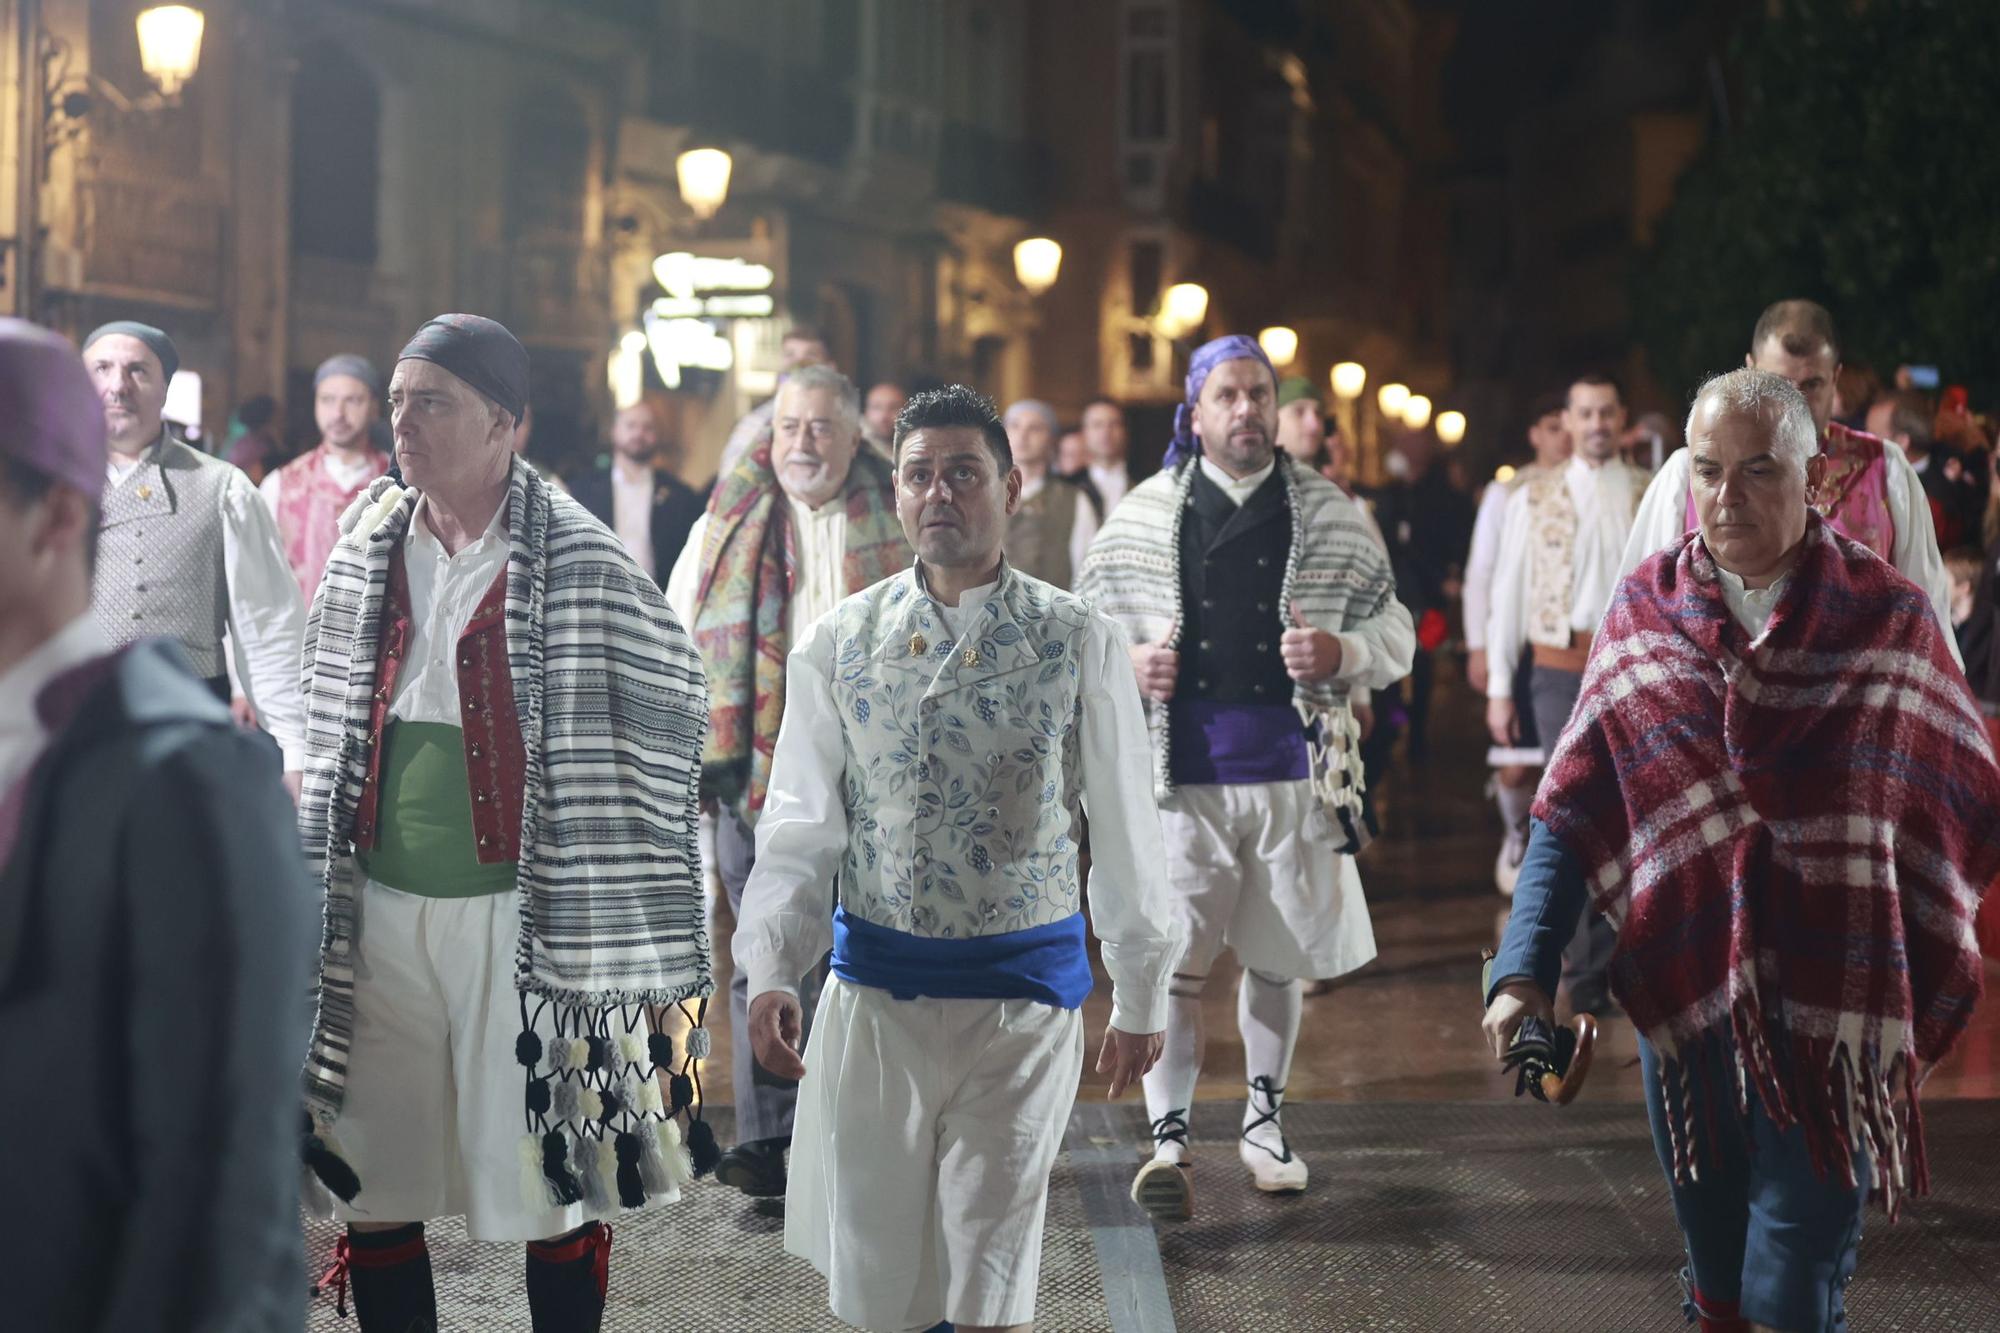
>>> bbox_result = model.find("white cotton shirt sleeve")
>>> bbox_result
[1881,440,1962,664]
[1619,447,1694,581]
[1069,491,1100,585]
[733,615,846,1002]
[219,467,309,768]
[1077,615,1183,1034]
[1463,481,1512,651]
[663,512,709,632]
[1485,486,1534,700]
[1322,514,1417,693]
[258,467,284,517]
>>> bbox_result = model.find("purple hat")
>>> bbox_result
[0,319,108,503]
[1163,334,1278,469]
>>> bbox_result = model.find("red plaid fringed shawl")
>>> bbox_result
[1536,516,2000,1217]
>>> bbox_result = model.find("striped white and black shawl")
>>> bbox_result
[1077,456,1408,843]
[297,460,711,1118]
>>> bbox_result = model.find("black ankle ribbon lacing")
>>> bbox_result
[1241,1076,1293,1163]
[1150,1109,1189,1149]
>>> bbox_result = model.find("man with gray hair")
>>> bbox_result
[665,361,911,1199]
[1002,398,1098,589]
[1622,299,1956,656]
[297,314,712,1331]
[261,353,392,600]
[1485,368,2000,1333]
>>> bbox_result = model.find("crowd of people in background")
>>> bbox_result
[183,301,2000,871]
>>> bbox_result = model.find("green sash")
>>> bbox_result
[355,721,517,897]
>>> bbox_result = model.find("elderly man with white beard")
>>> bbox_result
[665,363,911,1201]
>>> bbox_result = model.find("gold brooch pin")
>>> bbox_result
[909,633,928,657]
[136,484,153,500]
[962,648,981,667]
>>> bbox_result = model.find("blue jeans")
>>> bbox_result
[1639,1039,1866,1332]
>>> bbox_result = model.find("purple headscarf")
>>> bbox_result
[0,319,107,502]
[1163,334,1279,468]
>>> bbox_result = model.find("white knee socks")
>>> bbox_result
[1494,775,1535,831]
[1141,975,1206,1163]
[1239,968,1301,1153]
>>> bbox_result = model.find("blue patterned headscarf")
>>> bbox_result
[1164,334,1278,468]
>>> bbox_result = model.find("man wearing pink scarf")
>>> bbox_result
[261,354,392,600]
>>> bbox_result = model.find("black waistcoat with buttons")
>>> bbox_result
[1177,465,1294,703]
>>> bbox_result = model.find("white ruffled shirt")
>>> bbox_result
[390,499,512,724]
[1484,456,1646,699]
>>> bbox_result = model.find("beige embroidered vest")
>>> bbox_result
[1523,464,1646,649]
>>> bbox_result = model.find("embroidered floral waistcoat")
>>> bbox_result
[827,564,1090,939]
[1524,464,1646,649]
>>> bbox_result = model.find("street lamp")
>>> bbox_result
[1329,361,1366,401]
[1435,410,1466,446]
[1013,238,1062,296]
[1377,382,1410,419]
[135,5,205,98]
[676,148,732,220]
[1402,394,1432,431]
[1257,325,1298,367]
[1157,282,1209,339]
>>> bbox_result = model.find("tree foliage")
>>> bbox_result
[1634,0,2000,404]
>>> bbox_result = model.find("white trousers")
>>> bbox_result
[1159,779,1378,980]
[785,976,1085,1331]
[332,882,645,1242]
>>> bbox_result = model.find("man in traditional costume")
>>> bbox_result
[0,319,317,1332]
[664,363,911,1199]
[1078,334,1414,1219]
[261,353,394,601]
[296,315,713,1333]
[734,384,1178,1333]
[82,320,309,796]
[1462,392,1571,893]
[1622,300,1957,654]
[1484,369,2000,1333]
[1484,371,1648,1015]
[1001,398,1099,590]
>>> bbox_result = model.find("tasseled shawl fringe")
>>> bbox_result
[511,995,706,1213]
[1653,1005,1928,1222]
